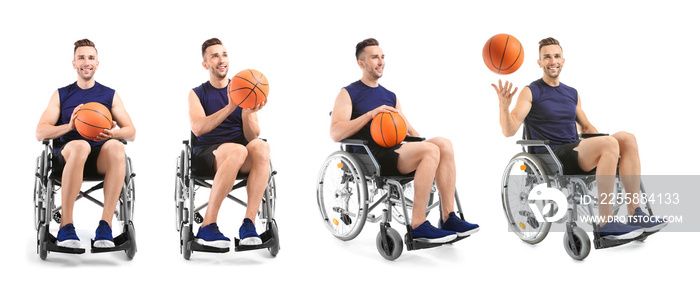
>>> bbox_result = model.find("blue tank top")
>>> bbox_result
[192,80,246,152]
[55,81,115,152]
[344,80,397,151]
[525,78,578,153]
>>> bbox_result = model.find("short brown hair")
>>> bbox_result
[202,38,223,58]
[74,38,96,54]
[355,38,379,60]
[538,37,561,53]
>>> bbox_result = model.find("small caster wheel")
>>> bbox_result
[194,212,203,224]
[268,219,280,257]
[563,226,590,261]
[180,224,192,260]
[53,212,62,224]
[124,222,137,259]
[376,227,403,261]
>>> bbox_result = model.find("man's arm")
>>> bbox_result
[241,102,265,142]
[329,88,396,142]
[494,80,531,137]
[189,89,236,137]
[575,94,598,134]
[395,99,419,137]
[100,92,136,142]
[36,90,74,141]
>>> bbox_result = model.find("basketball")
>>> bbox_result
[370,112,407,148]
[75,102,112,141]
[228,69,269,109]
[483,34,524,75]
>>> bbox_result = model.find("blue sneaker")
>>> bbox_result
[93,220,115,248]
[411,221,457,243]
[196,223,231,248]
[440,212,480,237]
[239,218,262,246]
[598,221,643,240]
[57,223,81,248]
[628,207,667,232]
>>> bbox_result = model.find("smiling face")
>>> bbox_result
[358,45,385,80]
[538,44,565,79]
[73,46,99,81]
[202,44,229,80]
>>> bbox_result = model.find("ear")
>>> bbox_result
[357,58,364,69]
[202,60,208,70]
[72,59,76,70]
[537,58,541,67]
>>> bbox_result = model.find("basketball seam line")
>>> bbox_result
[389,113,398,147]
[75,118,110,130]
[501,43,522,71]
[380,113,389,147]
[498,35,510,73]
[79,108,111,125]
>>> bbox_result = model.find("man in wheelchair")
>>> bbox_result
[330,38,479,244]
[187,38,270,248]
[35,39,136,249]
[493,37,667,240]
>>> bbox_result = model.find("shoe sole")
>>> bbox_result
[414,234,458,244]
[239,237,263,246]
[195,238,231,248]
[57,239,82,248]
[456,227,479,237]
[93,240,115,248]
[601,228,644,240]
[635,222,668,232]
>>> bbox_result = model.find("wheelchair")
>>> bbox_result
[174,135,279,260]
[501,126,658,260]
[33,139,137,260]
[317,137,472,261]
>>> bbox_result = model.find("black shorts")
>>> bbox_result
[368,144,409,176]
[552,141,595,175]
[53,145,102,178]
[191,143,222,177]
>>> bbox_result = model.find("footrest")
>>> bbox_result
[407,234,470,251]
[234,229,277,252]
[90,232,133,253]
[189,241,230,253]
[594,234,643,249]
[45,233,86,254]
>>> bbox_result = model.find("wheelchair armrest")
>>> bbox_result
[516,140,550,146]
[42,139,50,145]
[404,136,425,142]
[579,133,609,139]
[339,139,368,145]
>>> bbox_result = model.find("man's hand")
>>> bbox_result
[492,79,518,108]
[68,103,84,131]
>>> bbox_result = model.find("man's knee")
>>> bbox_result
[599,136,620,158]
[429,137,454,157]
[101,140,126,162]
[613,131,638,151]
[62,140,91,161]
[246,139,270,161]
[422,142,441,164]
[214,143,248,167]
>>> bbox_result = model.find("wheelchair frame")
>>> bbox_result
[174,137,279,260]
[33,139,137,260]
[317,137,471,261]
[501,131,657,260]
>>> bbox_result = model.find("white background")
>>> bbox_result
[2,0,698,288]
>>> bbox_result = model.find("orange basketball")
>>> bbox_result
[75,102,112,141]
[483,34,524,75]
[370,112,407,148]
[228,69,269,109]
